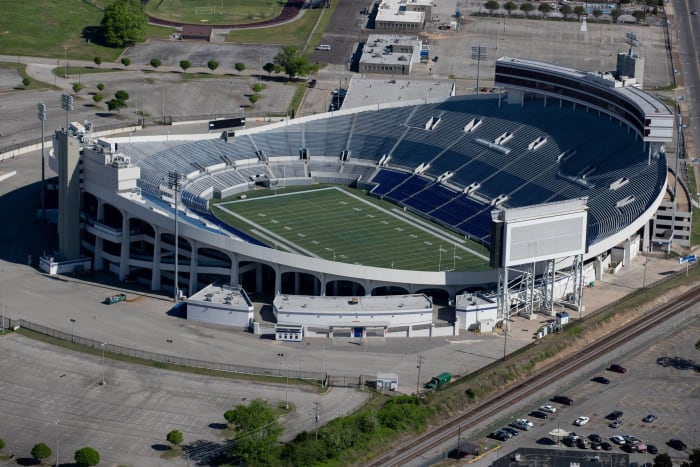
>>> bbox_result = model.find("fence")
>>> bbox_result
[4,317,328,384]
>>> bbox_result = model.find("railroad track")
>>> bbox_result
[370,285,700,466]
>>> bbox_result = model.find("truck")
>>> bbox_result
[425,372,452,390]
[104,294,127,305]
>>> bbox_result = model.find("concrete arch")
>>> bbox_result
[82,192,98,220]
[280,271,321,295]
[371,285,410,296]
[239,260,277,296]
[102,202,123,229]
[415,287,450,305]
[325,280,366,297]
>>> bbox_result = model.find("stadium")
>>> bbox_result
[48,57,676,338]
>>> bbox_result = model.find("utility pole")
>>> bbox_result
[38,102,47,222]
[416,355,424,395]
[167,171,181,301]
[314,400,320,444]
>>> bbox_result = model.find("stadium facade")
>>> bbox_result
[49,58,678,337]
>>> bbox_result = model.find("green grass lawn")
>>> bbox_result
[0,0,123,62]
[212,186,490,271]
[226,3,325,47]
[146,0,283,25]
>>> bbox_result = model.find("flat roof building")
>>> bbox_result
[376,0,425,31]
[187,284,254,328]
[358,34,423,76]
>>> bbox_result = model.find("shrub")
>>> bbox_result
[72,83,83,93]
[121,57,131,67]
[207,60,219,72]
[179,60,191,72]
[235,62,246,73]
[31,443,51,461]
[74,447,100,467]
[93,56,102,66]
[150,58,161,68]
[115,90,129,101]
[248,94,261,104]
[22,77,30,87]
[93,94,104,104]
[97,83,105,91]
[166,429,183,447]
[252,83,266,93]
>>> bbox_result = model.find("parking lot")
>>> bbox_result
[472,316,700,465]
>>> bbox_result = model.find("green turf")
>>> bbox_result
[0,0,122,62]
[212,186,491,272]
[146,0,283,25]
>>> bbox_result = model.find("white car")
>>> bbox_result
[574,416,590,426]
[611,435,626,445]
[517,418,534,427]
[540,405,557,413]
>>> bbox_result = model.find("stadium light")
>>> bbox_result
[167,171,182,301]
[471,45,488,94]
[38,102,47,222]
[60,93,73,131]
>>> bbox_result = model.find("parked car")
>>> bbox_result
[591,442,602,450]
[510,419,531,431]
[563,437,576,447]
[606,410,623,420]
[490,430,510,441]
[574,416,590,426]
[589,434,603,443]
[609,420,623,428]
[611,435,626,445]
[668,439,687,450]
[608,364,627,373]
[637,443,648,453]
[601,442,613,451]
[540,405,557,413]
[530,410,549,419]
[643,414,657,423]
[592,376,610,384]
[576,438,591,449]
[623,435,641,445]
[693,10,698,15]
[307,79,317,88]
[502,426,519,437]
[552,395,574,405]
[647,445,658,454]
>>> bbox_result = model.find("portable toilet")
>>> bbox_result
[556,311,570,325]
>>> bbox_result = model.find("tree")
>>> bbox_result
[273,46,319,81]
[560,4,572,18]
[235,62,246,73]
[249,94,261,104]
[610,8,621,22]
[252,83,266,93]
[100,0,147,48]
[504,1,517,14]
[573,5,585,19]
[121,57,131,67]
[72,82,83,93]
[224,399,283,466]
[93,94,104,104]
[654,453,673,467]
[74,447,100,467]
[31,443,52,462]
[93,56,102,66]
[207,60,219,72]
[115,90,129,101]
[686,448,700,467]
[150,58,161,68]
[180,60,191,72]
[166,429,183,448]
[22,77,30,87]
[97,83,105,91]
[538,3,552,17]
[0,438,4,450]
[263,62,278,77]
[520,2,534,16]
[696,338,700,350]
[632,10,646,22]
[484,0,499,15]
[107,98,127,112]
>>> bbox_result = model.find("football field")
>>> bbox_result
[212,186,490,272]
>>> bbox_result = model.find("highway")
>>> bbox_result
[673,0,700,160]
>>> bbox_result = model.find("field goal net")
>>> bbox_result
[195,6,214,15]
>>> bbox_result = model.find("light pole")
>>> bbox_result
[285,365,289,409]
[416,355,424,395]
[55,419,60,467]
[314,400,320,444]
[63,46,67,79]
[471,45,488,94]
[38,102,47,222]
[167,171,182,301]
[70,318,76,343]
[101,342,106,385]
[0,103,3,136]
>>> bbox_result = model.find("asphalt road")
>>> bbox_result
[674,0,700,160]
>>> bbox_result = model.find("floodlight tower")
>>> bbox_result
[38,102,47,222]
[167,171,182,301]
[472,45,488,94]
[61,93,73,130]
